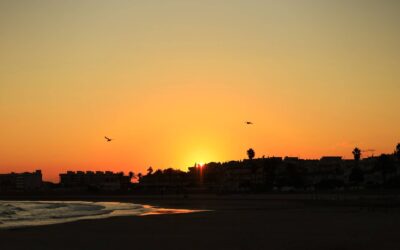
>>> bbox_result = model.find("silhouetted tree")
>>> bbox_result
[147,166,153,175]
[349,147,363,185]
[137,173,143,181]
[352,147,361,162]
[128,171,135,180]
[395,143,400,160]
[247,148,255,160]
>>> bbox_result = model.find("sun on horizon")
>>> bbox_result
[0,1,399,182]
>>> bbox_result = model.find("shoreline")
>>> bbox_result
[1,194,400,249]
[2,193,400,209]
[0,200,206,230]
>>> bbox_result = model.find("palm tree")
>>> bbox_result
[247,148,255,160]
[350,147,363,186]
[352,147,361,162]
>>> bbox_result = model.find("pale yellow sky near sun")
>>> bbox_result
[0,0,399,181]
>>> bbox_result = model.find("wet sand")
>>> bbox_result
[1,194,400,250]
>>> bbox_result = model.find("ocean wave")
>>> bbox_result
[0,200,202,229]
[0,201,145,229]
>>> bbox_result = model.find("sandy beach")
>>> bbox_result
[1,194,400,250]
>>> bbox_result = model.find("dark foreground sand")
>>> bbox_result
[1,194,400,250]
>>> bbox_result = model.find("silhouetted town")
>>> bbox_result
[1,144,400,194]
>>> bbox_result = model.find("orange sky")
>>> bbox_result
[1,1,399,182]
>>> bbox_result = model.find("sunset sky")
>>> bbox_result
[1,1,399,181]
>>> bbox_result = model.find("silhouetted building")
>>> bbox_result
[0,170,43,192]
[136,154,400,192]
[284,157,299,162]
[223,166,253,191]
[320,156,342,161]
[59,171,130,191]
[139,168,188,189]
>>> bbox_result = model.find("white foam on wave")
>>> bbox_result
[0,201,200,229]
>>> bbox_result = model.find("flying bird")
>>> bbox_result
[104,136,113,142]
[246,121,253,125]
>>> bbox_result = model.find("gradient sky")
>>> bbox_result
[1,0,399,181]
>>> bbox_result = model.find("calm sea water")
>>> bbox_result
[0,200,197,229]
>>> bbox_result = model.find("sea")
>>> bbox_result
[0,200,196,229]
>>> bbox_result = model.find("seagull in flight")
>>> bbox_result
[246,121,253,125]
[105,136,113,142]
